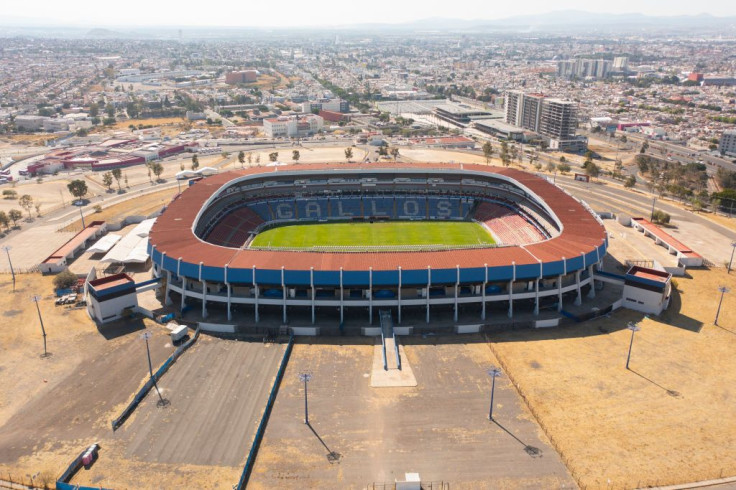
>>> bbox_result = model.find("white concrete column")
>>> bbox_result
[339,267,344,325]
[397,266,402,324]
[557,275,563,312]
[426,266,431,324]
[574,270,582,306]
[253,265,259,323]
[587,265,596,299]
[201,280,208,319]
[227,283,232,321]
[454,265,460,323]
[281,266,287,325]
[225,264,231,322]
[481,263,488,321]
[534,279,540,316]
[165,270,173,306]
[508,280,514,318]
[508,261,516,318]
[368,266,373,325]
[180,277,187,311]
[310,266,315,325]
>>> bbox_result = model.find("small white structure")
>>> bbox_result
[622,266,672,315]
[87,234,122,254]
[100,219,155,264]
[87,273,138,324]
[396,473,421,490]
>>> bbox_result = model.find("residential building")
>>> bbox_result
[263,115,323,138]
[225,70,258,84]
[719,130,736,157]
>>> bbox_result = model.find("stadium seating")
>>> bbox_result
[205,207,264,247]
[473,201,547,245]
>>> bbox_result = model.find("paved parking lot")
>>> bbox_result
[249,336,574,489]
[71,336,286,488]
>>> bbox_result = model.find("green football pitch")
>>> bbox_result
[250,221,495,249]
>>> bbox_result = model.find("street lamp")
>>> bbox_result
[2,245,15,292]
[715,286,730,326]
[31,295,50,358]
[625,321,641,370]
[650,197,657,222]
[298,372,312,425]
[487,367,502,420]
[74,201,86,229]
[728,242,736,273]
[141,332,168,407]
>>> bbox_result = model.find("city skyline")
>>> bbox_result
[1,1,734,28]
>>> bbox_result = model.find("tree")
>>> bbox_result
[247,153,253,165]
[255,154,261,164]
[585,162,600,180]
[390,147,400,160]
[0,211,9,230]
[558,163,571,174]
[482,141,493,164]
[292,150,300,163]
[559,156,566,163]
[8,209,22,226]
[125,172,129,188]
[89,103,99,118]
[146,162,153,183]
[34,202,41,217]
[378,145,388,157]
[191,154,199,170]
[269,152,279,162]
[238,151,245,167]
[112,168,122,191]
[19,194,34,218]
[344,147,353,162]
[67,179,88,202]
[652,209,671,224]
[546,162,556,173]
[624,176,637,189]
[53,269,78,290]
[151,162,164,181]
[102,171,114,191]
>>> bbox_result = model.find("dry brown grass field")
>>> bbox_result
[487,267,736,489]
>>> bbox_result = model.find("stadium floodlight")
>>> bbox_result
[299,372,312,425]
[31,295,50,358]
[715,286,730,326]
[625,321,642,370]
[2,245,15,291]
[141,332,168,407]
[728,242,736,273]
[487,367,502,420]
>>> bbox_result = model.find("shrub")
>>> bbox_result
[53,269,78,290]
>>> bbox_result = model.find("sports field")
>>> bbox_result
[250,221,495,249]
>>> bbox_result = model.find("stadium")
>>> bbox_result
[148,163,608,328]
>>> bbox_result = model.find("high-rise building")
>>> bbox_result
[540,99,577,140]
[504,90,523,127]
[556,58,612,79]
[504,91,584,151]
[613,56,629,72]
[719,130,736,157]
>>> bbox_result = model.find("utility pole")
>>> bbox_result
[625,321,641,370]
[487,367,502,420]
[141,332,168,407]
[715,286,730,326]
[31,295,50,358]
[299,372,312,424]
[2,246,15,292]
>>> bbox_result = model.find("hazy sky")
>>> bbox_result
[2,0,734,27]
